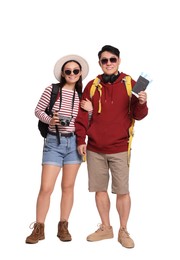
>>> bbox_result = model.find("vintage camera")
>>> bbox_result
[59,115,72,126]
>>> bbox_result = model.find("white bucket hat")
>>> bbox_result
[54,54,89,81]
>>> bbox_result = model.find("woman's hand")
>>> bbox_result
[50,112,59,125]
[81,98,93,112]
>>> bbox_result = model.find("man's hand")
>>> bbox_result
[77,144,87,156]
[138,91,147,105]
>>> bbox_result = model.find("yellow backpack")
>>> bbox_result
[89,75,135,166]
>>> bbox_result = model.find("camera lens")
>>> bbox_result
[60,120,66,126]
[59,116,71,126]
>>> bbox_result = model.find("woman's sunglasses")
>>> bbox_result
[64,69,80,75]
[100,57,118,65]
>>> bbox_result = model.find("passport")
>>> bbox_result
[132,75,149,96]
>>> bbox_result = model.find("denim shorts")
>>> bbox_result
[42,133,82,166]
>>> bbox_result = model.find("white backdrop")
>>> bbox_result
[0,0,179,259]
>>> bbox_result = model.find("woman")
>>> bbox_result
[26,54,92,244]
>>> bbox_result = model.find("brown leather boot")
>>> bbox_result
[25,222,45,244]
[57,221,72,241]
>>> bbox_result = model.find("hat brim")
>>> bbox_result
[54,54,89,81]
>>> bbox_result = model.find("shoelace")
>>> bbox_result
[60,222,70,234]
[120,228,130,237]
[95,223,106,232]
[29,222,41,234]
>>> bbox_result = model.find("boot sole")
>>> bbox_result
[25,236,45,244]
[57,236,72,242]
[59,239,72,242]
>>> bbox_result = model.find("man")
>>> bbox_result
[75,45,148,248]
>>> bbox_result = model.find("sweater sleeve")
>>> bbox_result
[128,77,148,120]
[75,81,93,146]
[130,94,148,120]
[34,85,52,124]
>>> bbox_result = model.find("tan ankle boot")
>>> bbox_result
[57,221,72,241]
[25,222,45,244]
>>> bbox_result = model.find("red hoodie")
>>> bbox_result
[75,72,148,154]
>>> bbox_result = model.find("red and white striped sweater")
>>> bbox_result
[35,85,80,133]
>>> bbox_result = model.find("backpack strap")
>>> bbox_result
[49,83,60,113]
[90,77,102,113]
[49,83,61,144]
[123,75,135,166]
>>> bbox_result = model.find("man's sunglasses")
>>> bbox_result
[100,57,118,65]
[64,69,80,75]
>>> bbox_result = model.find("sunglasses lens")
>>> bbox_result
[73,69,80,75]
[64,69,80,75]
[110,58,117,63]
[100,57,117,65]
[101,58,108,65]
[64,70,71,75]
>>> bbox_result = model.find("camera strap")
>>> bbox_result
[56,88,76,145]
[55,125,60,145]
